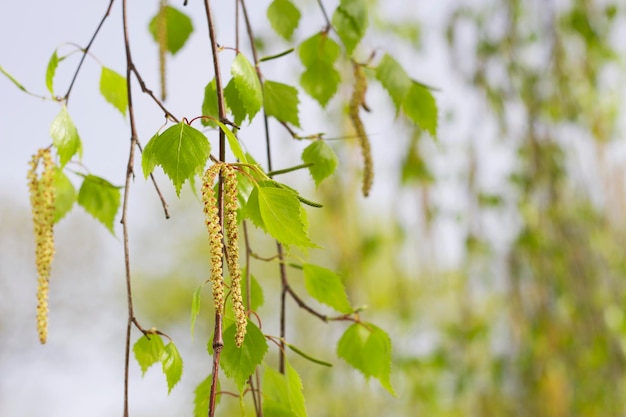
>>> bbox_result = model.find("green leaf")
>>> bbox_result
[220,321,268,391]
[141,132,159,178]
[53,168,76,223]
[300,62,340,108]
[301,140,337,186]
[302,264,352,314]
[99,67,127,116]
[264,80,300,127]
[148,6,193,54]
[214,120,248,163]
[0,65,29,93]
[298,33,341,107]
[231,53,263,123]
[241,269,264,311]
[299,33,340,67]
[402,81,438,138]
[133,334,165,376]
[337,323,395,395]
[194,374,220,417]
[77,174,121,234]
[224,79,247,126]
[161,342,183,393]
[375,54,411,113]
[245,186,265,230]
[263,360,307,417]
[332,0,368,55]
[190,286,202,338]
[257,186,315,248]
[45,50,59,96]
[201,78,219,127]
[141,122,211,196]
[50,106,82,167]
[267,0,301,41]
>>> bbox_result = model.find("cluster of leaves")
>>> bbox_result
[2,0,442,415]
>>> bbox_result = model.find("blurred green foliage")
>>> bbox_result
[129,0,626,415]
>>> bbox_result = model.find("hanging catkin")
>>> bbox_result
[27,148,56,344]
[201,164,225,314]
[222,165,247,347]
[349,62,373,197]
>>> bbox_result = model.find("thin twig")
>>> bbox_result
[121,0,139,415]
[285,285,328,322]
[316,0,332,30]
[203,0,227,415]
[135,141,170,219]
[64,0,115,104]
[131,66,180,123]
[244,220,263,416]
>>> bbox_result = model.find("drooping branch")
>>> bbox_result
[202,0,228,415]
[120,0,139,415]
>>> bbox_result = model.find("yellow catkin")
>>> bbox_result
[349,62,373,197]
[222,165,247,347]
[27,148,56,344]
[202,164,225,313]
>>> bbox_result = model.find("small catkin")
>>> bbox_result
[349,62,373,197]
[202,164,225,313]
[27,148,56,344]
[222,165,247,347]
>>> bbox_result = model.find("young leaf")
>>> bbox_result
[240,269,264,312]
[302,264,352,314]
[161,342,183,393]
[0,64,29,93]
[375,54,411,113]
[332,0,369,55]
[50,106,82,167]
[301,140,338,186]
[337,322,396,395]
[141,122,211,196]
[201,78,219,127]
[220,321,268,391]
[263,360,307,417]
[194,374,220,417]
[300,63,340,108]
[231,53,263,123]
[99,67,128,116]
[133,334,165,376]
[190,286,202,338]
[267,0,301,41]
[77,174,121,234]
[214,120,248,163]
[245,187,265,230]
[148,6,193,54]
[45,50,59,96]
[257,186,315,249]
[264,80,300,127]
[224,80,247,126]
[403,81,438,138]
[53,168,76,223]
[299,33,341,107]
[299,33,341,66]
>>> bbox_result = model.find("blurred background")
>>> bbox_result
[2,0,626,416]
